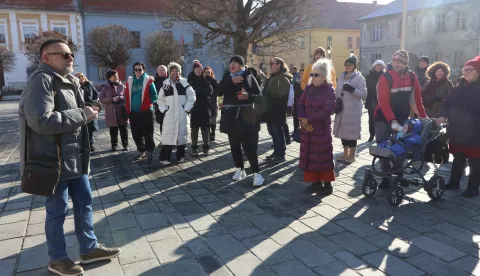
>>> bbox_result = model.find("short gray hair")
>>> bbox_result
[308,58,333,85]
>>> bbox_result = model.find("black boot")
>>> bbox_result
[368,135,374,143]
[307,181,323,191]
[90,144,95,152]
[319,181,333,195]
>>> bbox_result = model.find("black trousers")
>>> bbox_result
[159,145,186,161]
[368,108,375,138]
[129,110,155,153]
[110,126,129,148]
[210,115,217,137]
[228,129,260,173]
[450,153,480,191]
[341,139,357,148]
[191,127,209,148]
[282,123,291,144]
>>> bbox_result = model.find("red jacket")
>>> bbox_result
[125,76,155,113]
[374,69,427,123]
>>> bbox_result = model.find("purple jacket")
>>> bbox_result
[297,82,336,172]
[99,83,129,127]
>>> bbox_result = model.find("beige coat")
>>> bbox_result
[333,71,367,141]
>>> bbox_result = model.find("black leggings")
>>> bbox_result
[341,139,357,148]
[450,153,480,191]
[228,129,259,173]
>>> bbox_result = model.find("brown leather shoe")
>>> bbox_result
[80,244,121,264]
[48,258,84,276]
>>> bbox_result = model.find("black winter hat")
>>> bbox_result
[344,55,358,67]
[229,55,245,66]
[419,56,430,65]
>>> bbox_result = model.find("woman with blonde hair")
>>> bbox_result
[422,61,454,117]
[297,58,336,194]
[75,72,99,152]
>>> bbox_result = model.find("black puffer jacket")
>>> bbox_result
[189,75,217,128]
[364,70,383,110]
[216,70,261,134]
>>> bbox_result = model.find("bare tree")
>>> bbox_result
[144,32,182,68]
[0,47,15,72]
[87,25,133,70]
[158,0,324,58]
[24,31,77,67]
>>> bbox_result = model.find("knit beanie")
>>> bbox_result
[167,61,182,74]
[344,55,358,67]
[464,56,480,73]
[313,47,326,58]
[419,56,430,65]
[193,61,203,71]
[393,50,409,64]
[371,60,386,69]
[229,55,244,66]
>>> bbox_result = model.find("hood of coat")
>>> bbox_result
[271,68,293,82]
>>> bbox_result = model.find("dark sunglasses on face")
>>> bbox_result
[310,73,322,78]
[134,68,143,72]
[47,52,75,60]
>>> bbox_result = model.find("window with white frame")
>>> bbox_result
[397,20,402,38]
[372,25,381,41]
[454,51,464,66]
[347,37,353,49]
[0,23,7,45]
[356,36,360,49]
[299,36,305,49]
[436,13,446,32]
[50,21,68,36]
[412,17,421,36]
[456,10,466,30]
[21,22,39,44]
[371,53,382,65]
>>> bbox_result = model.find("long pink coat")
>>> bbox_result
[99,83,129,127]
[297,82,336,172]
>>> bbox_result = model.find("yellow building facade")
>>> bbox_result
[0,7,86,89]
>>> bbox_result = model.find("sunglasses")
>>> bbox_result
[134,68,144,72]
[47,52,75,60]
[309,73,323,78]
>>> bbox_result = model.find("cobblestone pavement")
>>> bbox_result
[1,100,479,276]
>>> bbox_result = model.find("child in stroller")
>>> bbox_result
[362,118,449,206]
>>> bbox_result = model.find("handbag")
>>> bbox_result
[334,94,343,114]
[293,129,301,143]
[21,90,62,196]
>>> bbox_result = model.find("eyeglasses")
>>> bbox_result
[47,52,75,60]
[462,68,476,74]
[134,68,144,72]
[309,73,323,78]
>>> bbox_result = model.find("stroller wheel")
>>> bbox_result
[387,185,404,206]
[362,178,377,197]
[426,175,445,200]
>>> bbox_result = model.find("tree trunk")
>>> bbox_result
[233,35,249,60]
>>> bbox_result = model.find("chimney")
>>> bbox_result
[373,0,378,8]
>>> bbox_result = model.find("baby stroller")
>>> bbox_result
[362,118,449,206]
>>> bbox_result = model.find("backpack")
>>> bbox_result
[383,70,415,91]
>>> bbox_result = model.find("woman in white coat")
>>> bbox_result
[333,55,367,163]
[157,62,196,165]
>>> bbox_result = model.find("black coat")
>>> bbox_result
[414,66,428,88]
[154,75,167,124]
[216,70,261,134]
[439,79,480,147]
[364,70,383,110]
[81,81,99,132]
[189,75,217,128]
[263,70,292,125]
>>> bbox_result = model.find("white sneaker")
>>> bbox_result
[232,168,247,181]
[177,158,185,163]
[160,161,171,166]
[253,173,264,187]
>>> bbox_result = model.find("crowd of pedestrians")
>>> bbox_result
[17,37,480,275]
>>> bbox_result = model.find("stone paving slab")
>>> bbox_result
[1,100,480,275]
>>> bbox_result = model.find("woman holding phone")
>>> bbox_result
[216,55,264,187]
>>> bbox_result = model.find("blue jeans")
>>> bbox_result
[45,174,97,261]
[267,123,286,157]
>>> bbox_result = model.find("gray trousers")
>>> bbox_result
[191,127,209,148]
[375,121,405,174]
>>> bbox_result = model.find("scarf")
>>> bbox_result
[108,81,119,97]
[423,78,448,104]
[230,68,246,78]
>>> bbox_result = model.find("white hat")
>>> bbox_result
[372,60,386,69]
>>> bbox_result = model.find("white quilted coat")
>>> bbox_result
[157,77,196,145]
[333,70,367,140]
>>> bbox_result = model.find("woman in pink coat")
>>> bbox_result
[297,58,336,195]
[99,70,129,151]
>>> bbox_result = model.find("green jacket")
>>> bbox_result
[263,69,292,125]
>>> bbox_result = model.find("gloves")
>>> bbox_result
[343,84,355,93]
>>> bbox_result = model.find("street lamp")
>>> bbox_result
[327,45,332,59]
[350,50,355,57]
